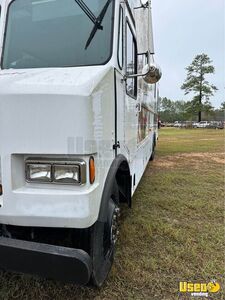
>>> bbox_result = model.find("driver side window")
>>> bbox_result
[126,21,137,98]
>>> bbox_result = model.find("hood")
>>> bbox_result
[0,65,114,155]
[0,65,112,96]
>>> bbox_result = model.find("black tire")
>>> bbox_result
[150,138,156,161]
[90,183,120,287]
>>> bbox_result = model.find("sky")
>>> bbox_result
[152,0,224,108]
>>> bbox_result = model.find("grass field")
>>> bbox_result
[0,128,224,300]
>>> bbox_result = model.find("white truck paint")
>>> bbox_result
[0,0,161,285]
[0,0,160,229]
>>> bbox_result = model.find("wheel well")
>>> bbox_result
[115,160,132,207]
[98,155,132,223]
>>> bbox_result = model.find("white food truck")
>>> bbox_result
[0,0,161,286]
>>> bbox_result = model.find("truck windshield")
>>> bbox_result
[2,0,114,69]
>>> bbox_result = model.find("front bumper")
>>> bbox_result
[0,180,101,228]
[0,237,92,284]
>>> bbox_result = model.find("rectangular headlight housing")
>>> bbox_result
[26,163,52,183]
[53,165,80,184]
[25,158,86,185]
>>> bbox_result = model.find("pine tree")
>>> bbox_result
[181,54,217,122]
[220,101,225,110]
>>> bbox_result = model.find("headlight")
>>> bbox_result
[26,164,52,182]
[53,165,80,184]
[25,158,86,185]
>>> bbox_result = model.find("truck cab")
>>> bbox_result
[0,0,161,286]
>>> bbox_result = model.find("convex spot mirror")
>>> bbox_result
[142,63,162,84]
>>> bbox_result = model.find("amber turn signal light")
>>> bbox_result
[89,157,95,184]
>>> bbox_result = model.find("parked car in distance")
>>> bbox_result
[174,121,194,128]
[197,121,210,128]
[165,122,174,127]
[206,121,224,129]
[192,122,199,128]
[174,121,182,128]
[172,120,224,129]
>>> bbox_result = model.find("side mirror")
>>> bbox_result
[135,1,154,55]
[142,63,162,84]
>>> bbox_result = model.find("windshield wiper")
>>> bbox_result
[85,0,112,49]
[74,0,103,30]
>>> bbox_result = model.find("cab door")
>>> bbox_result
[115,3,138,163]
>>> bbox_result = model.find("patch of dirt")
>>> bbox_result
[151,152,225,171]
[199,138,217,141]
[212,157,225,164]
[154,161,176,168]
[177,152,225,164]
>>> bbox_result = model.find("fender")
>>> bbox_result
[98,154,131,222]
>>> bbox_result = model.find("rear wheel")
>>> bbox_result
[150,138,156,161]
[90,183,120,287]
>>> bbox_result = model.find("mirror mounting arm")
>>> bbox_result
[123,64,162,84]
[123,70,149,81]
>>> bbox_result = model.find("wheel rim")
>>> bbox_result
[103,201,120,258]
[110,207,120,245]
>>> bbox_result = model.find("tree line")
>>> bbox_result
[159,54,224,123]
[158,97,224,123]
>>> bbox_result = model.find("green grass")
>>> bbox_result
[0,128,224,300]
[158,128,224,155]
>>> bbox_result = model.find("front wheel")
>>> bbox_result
[90,185,120,287]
